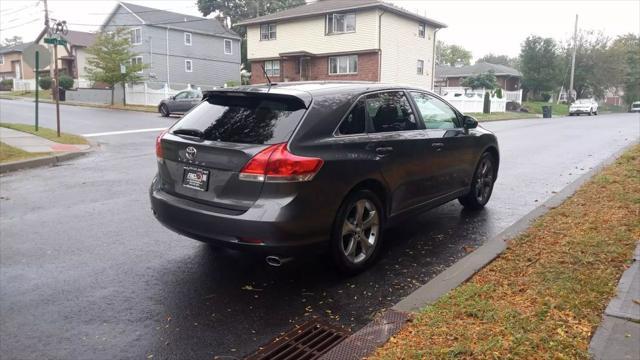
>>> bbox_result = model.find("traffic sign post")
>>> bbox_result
[23,44,50,132]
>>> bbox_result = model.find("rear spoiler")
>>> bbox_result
[202,89,312,108]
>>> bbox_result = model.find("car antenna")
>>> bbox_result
[261,64,272,89]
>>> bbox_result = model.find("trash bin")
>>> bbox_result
[57,87,66,101]
[542,105,552,118]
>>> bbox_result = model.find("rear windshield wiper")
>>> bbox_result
[172,128,205,139]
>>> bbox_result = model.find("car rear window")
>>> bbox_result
[171,94,307,144]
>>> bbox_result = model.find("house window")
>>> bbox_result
[326,13,356,34]
[131,56,143,74]
[260,24,277,40]
[185,59,193,72]
[418,23,425,38]
[130,28,141,45]
[184,32,192,46]
[224,39,232,54]
[417,60,424,75]
[264,60,280,76]
[329,55,358,75]
[0,55,4,65]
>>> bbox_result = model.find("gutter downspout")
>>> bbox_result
[377,10,385,82]
[431,28,440,91]
[166,26,170,86]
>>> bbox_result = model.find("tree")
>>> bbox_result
[3,36,22,47]
[476,53,519,69]
[436,41,472,66]
[85,28,147,105]
[561,31,616,99]
[519,36,562,100]
[197,0,305,69]
[461,71,498,90]
[610,34,640,107]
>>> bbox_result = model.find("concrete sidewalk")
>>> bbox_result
[0,127,90,153]
[589,242,640,360]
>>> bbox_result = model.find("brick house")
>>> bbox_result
[237,0,446,87]
[435,62,522,91]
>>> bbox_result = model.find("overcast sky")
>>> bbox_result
[1,0,638,60]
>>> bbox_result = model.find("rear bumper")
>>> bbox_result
[149,179,329,255]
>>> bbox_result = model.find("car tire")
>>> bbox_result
[330,189,384,274]
[459,152,496,210]
[160,104,170,117]
[589,108,593,116]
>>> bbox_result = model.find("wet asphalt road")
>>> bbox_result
[1,99,639,359]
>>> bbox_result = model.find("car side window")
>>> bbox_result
[366,91,418,133]
[338,99,366,135]
[174,91,188,100]
[409,92,459,130]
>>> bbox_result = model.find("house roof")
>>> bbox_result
[236,0,447,28]
[0,42,31,55]
[108,2,239,39]
[435,63,522,79]
[62,30,96,48]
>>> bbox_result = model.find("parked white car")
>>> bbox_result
[569,99,598,116]
[630,101,640,113]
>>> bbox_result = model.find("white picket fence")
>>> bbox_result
[124,83,202,106]
[443,92,507,113]
[440,87,522,104]
[12,79,37,91]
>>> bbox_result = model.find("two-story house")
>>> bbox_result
[0,43,32,81]
[238,0,446,88]
[101,2,241,88]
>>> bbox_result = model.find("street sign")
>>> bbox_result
[22,44,51,69]
[43,37,67,46]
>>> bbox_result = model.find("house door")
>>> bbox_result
[13,61,21,79]
[299,57,310,81]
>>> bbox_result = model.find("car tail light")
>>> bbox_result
[239,143,324,182]
[156,129,168,159]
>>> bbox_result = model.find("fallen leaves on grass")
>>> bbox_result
[372,145,640,359]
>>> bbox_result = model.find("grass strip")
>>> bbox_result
[373,144,640,359]
[469,112,540,122]
[0,123,88,145]
[0,142,49,163]
[522,101,569,116]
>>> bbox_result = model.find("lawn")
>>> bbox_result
[0,142,49,163]
[0,123,88,145]
[522,101,570,116]
[1,89,52,99]
[469,112,540,122]
[373,145,640,359]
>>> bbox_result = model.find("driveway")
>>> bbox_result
[1,99,638,359]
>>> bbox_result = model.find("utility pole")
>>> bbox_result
[568,14,578,103]
[43,0,54,80]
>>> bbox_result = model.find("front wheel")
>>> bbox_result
[159,104,170,117]
[589,108,594,116]
[459,152,496,210]
[330,190,384,274]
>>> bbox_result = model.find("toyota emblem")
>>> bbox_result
[185,146,197,161]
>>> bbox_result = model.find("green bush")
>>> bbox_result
[483,91,491,114]
[59,75,74,90]
[541,92,552,102]
[224,80,239,88]
[495,88,503,99]
[39,77,52,90]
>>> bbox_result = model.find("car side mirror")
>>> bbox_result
[463,115,478,129]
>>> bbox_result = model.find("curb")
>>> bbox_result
[0,96,156,114]
[0,146,94,174]
[328,141,638,359]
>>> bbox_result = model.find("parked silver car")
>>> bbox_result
[159,90,202,117]
[569,98,598,116]
[630,101,640,113]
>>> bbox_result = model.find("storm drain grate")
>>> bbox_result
[245,320,350,360]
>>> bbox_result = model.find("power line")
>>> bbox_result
[0,18,40,31]
[0,2,37,16]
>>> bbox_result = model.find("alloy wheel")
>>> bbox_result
[474,157,494,204]
[341,199,380,264]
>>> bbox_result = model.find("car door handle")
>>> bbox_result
[431,142,445,151]
[376,147,394,156]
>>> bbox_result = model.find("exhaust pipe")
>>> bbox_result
[266,256,293,267]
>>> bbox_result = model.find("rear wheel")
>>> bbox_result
[589,108,594,116]
[160,104,170,117]
[330,189,383,274]
[459,152,496,210]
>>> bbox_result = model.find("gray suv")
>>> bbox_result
[150,82,499,273]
